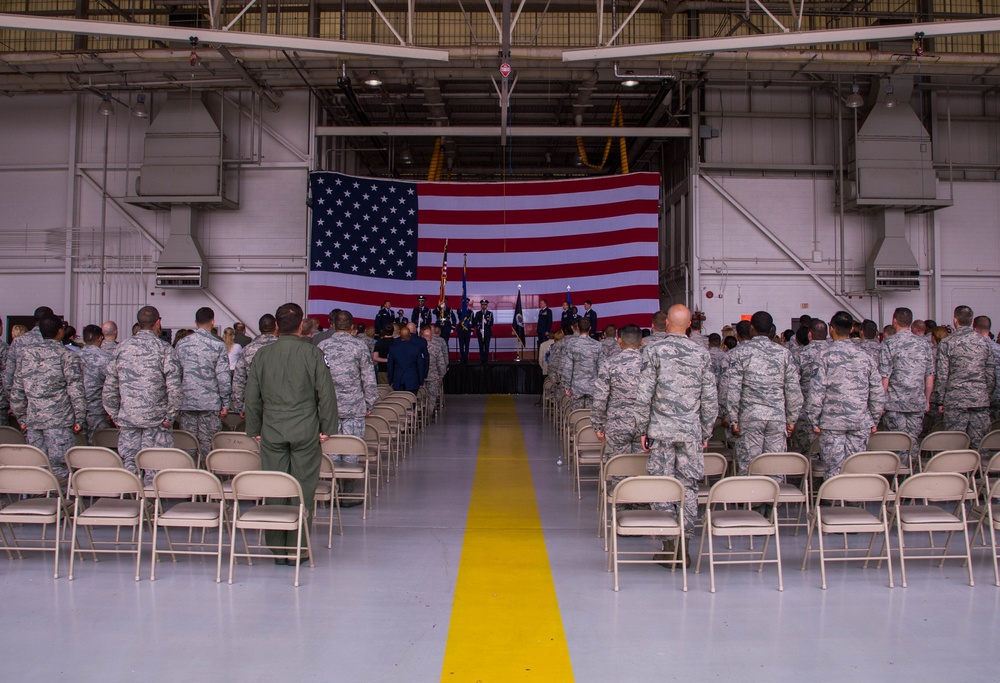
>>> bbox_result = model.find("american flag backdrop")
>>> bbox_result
[307,171,661,353]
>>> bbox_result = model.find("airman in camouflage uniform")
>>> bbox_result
[426,326,449,414]
[639,310,668,355]
[859,320,881,361]
[79,325,113,444]
[103,306,182,475]
[3,306,52,412]
[562,317,602,411]
[231,314,278,416]
[591,324,644,456]
[726,311,803,475]
[931,307,996,450]
[878,307,934,466]
[806,312,885,478]
[9,316,85,481]
[547,331,568,394]
[707,334,726,383]
[636,305,718,544]
[174,307,231,461]
[717,321,752,426]
[599,325,621,361]
[318,311,379,466]
[0,322,8,416]
[790,320,829,455]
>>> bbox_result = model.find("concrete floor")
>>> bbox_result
[1,395,999,681]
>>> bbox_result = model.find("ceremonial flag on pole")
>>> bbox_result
[566,286,572,309]
[513,287,525,349]
[306,171,660,350]
[460,253,469,329]
[437,239,449,309]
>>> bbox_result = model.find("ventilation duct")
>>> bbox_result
[865,209,920,291]
[156,206,207,289]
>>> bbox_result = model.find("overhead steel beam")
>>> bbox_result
[563,17,1000,60]
[0,13,450,61]
[315,125,691,136]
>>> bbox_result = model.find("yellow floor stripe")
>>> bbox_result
[441,395,574,681]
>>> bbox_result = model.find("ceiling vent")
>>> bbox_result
[865,208,920,291]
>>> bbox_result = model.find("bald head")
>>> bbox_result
[666,304,692,334]
[101,321,118,341]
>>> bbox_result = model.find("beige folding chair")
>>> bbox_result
[697,453,730,524]
[68,467,146,581]
[610,476,687,592]
[220,412,244,432]
[365,415,392,489]
[841,451,901,502]
[890,472,974,588]
[800,473,893,589]
[696,476,783,593]
[868,431,915,477]
[918,431,970,472]
[748,452,811,534]
[228,471,313,587]
[91,428,120,451]
[136,448,196,497]
[599,452,649,548]
[211,431,260,453]
[574,425,603,500]
[0,425,26,445]
[321,435,370,518]
[924,449,981,504]
[971,451,1000,534]
[971,477,1000,586]
[0,444,54,475]
[383,395,417,447]
[0,465,65,578]
[313,455,343,548]
[376,385,393,400]
[370,405,403,473]
[706,422,731,457]
[205,449,262,505]
[65,446,123,498]
[150,469,226,582]
[563,409,590,467]
[172,429,201,465]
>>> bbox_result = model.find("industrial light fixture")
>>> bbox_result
[97,92,114,116]
[399,146,414,164]
[621,71,639,87]
[132,93,149,119]
[364,71,383,87]
[845,83,864,109]
[883,83,897,109]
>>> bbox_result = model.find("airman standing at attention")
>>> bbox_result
[174,307,232,462]
[879,307,934,468]
[591,324,644,456]
[10,315,85,483]
[102,306,182,476]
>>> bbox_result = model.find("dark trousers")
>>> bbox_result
[458,331,471,363]
[477,332,492,363]
[260,429,321,554]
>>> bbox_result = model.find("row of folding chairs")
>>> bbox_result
[607,470,994,593]
[0,463,320,586]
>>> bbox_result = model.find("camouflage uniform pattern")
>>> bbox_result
[9,339,86,479]
[0,338,8,413]
[175,328,231,461]
[806,340,885,477]
[3,328,43,412]
[231,333,278,414]
[80,344,113,444]
[599,337,621,361]
[102,330,183,473]
[547,338,567,392]
[563,334,602,411]
[707,347,726,385]
[725,337,804,475]
[878,329,934,463]
[590,348,643,456]
[790,339,829,454]
[931,326,997,449]
[429,336,449,411]
[318,332,379,463]
[860,339,881,362]
[990,341,1000,421]
[635,333,718,538]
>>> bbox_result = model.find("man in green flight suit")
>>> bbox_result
[245,302,339,564]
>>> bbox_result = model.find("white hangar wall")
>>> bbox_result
[1,82,998,337]
[681,83,1000,332]
[0,90,313,335]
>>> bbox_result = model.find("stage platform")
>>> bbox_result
[443,360,542,395]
